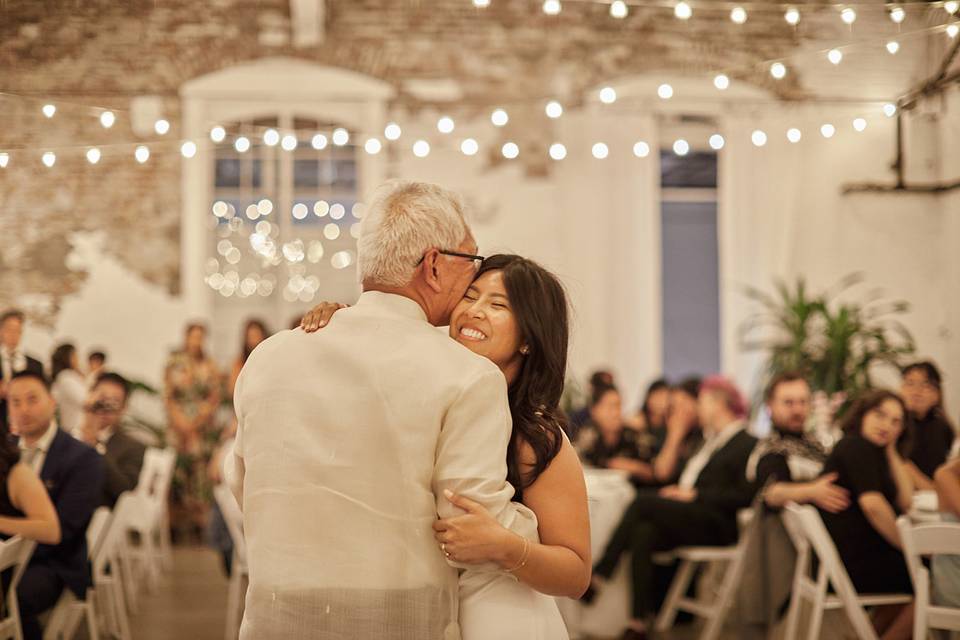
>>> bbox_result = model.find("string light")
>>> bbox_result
[384,123,402,140]
[709,134,725,150]
[364,138,382,155]
[771,62,787,79]
[828,49,843,65]
[674,1,692,20]
[657,83,674,99]
[461,138,479,156]
[235,136,251,153]
[714,74,730,90]
[543,0,561,15]
[591,142,609,159]
[946,1,959,14]
[751,130,768,147]
[883,103,898,117]
[673,139,690,156]
[841,8,857,24]
[820,123,836,138]
[41,152,56,167]
[437,116,455,134]
[135,145,150,163]
[86,148,101,164]
[413,140,430,157]
[545,101,563,118]
[502,142,520,159]
[491,108,509,127]
[886,41,900,54]
[311,133,328,150]
[787,128,802,143]
[263,129,280,146]
[853,118,867,132]
[100,111,115,128]
[154,119,170,135]
[610,1,628,19]
[948,24,959,38]
[42,104,56,118]
[281,134,298,151]
[472,0,490,7]
[889,6,905,23]
[210,126,226,143]
[633,141,651,158]
[731,7,747,24]
[0,153,8,168]
[181,141,198,158]
[549,143,567,160]
[599,86,617,104]
[785,7,800,25]
[332,128,350,146]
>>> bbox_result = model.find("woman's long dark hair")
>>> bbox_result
[841,389,913,456]
[475,255,568,493]
[902,361,953,428]
[641,378,670,428]
[240,318,270,364]
[50,343,77,382]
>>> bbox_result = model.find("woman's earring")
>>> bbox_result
[520,346,530,355]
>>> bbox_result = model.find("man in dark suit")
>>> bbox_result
[76,372,146,507]
[587,376,759,640]
[0,309,45,432]
[6,370,104,640]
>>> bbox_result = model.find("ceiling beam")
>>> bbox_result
[290,0,325,48]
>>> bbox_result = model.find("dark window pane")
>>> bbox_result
[252,159,263,189]
[332,160,357,190]
[294,159,320,188]
[215,158,241,188]
[660,151,718,188]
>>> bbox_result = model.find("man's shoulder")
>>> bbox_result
[50,429,102,468]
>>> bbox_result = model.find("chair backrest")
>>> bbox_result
[213,484,246,562]
[135,447,176,515]
[93,492,134,580]
[86,506,113,560]
[896,515,960,585]
[0,535,37,617]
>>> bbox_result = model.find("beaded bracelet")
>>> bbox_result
[504,536,531,574]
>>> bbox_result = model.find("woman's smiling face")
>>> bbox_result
[449,270,524,379]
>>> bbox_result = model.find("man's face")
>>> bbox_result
[767,379,811,433]
[86,381,127,433]
[436,235,482,326]
[0,317,23,351]
[7,377,56,439]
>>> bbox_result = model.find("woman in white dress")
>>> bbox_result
[302,253,591,640]
[50,343,89,435]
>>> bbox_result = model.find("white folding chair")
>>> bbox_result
[896,515,960,638]
[0,536,37,640]
[654,506,759,640]
[781,503,912,640]
[213,485,247,640]
[125,447,176,600]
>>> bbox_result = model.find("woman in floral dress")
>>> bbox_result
[164,322,221,542]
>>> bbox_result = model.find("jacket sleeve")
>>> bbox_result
[103,438,145,506]
[56,446,106,548]
[696,438,758,513]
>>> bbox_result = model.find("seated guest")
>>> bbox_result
[901,361,955,490]
[86,350,106,387]
[750,372,848,512]
[50,344,88,435]
[587,376,758,640]
[574,383,647,481]
[648,377,704,485]
[6,371,105,640]
[819,390,914,640]
[76,373,146,507]
[0,421,61,545]
[0,309,45,433]
[568,369,615,438]
[626,378,670,453]
[933,456,960,608]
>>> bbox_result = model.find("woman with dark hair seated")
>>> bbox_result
[819,389,915,640]
[900,361,955,490]
[573,383,649,481]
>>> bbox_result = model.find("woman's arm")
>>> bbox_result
[887,446,915,513]
[859,491,902,549]
[934,458,960,517]
[2,463,61,545]
[436,437,592,598]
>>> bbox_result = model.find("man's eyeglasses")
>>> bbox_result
[415,250,485,267]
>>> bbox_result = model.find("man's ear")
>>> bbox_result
[420,249,444,294]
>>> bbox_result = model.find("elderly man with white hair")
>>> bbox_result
[226,181,539,639]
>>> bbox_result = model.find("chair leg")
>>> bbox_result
[112,576,132,640]
[655,559,698,632]
[915,571,929,640]
[159,510,173,572]
[117,551,138,615]
[699,557,746,640]
[84,601,100,640]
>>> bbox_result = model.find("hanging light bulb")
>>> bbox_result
[820,124,836,138]
[543,0,561,15]
[364,138,382,155]
[771,62,787,79]
[461,138,480,156]
[828,49,843,65]
[657,83,674,100]
[945,1,959,14]
[948,24,959,38]
[787,128,802,143]
[135,145,150,163]
[674,1,692,20]
[437,116,455,134]
[413,140,431,157]
[730,6,747,24]
[281,134,298,151]
[384,123,402,140]
[235,136,251,153]
[332,128,350,146]
[886,41,900,54]
[99,111,116,128]
[549,143,567,160]
[841,7,857,24]
[591,142,609,159]
[0,153,8,168]
[545,101,563,118]
[263,129,280,146]
[86,148,101,164]
[42,151,56,167]
[785,7,800,25]
[610,1,628,19]
[42,104,56,118]
[889,6,905,23]
[311,133,328,150]
[210,126,226,143]
[853,118,867,132]
[599,86,617,104]
[491,108,509,126]
[633,141,651,157]
[714,74,730,90]
[502,142,520,159]
[154,119,170,135]
[751,130,768,147]
[473,0,490,7]
[673,139,690,156]
[709,134,725,150]
[181,141,198,158]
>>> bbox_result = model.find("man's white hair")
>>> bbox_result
[357,181,470,287]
